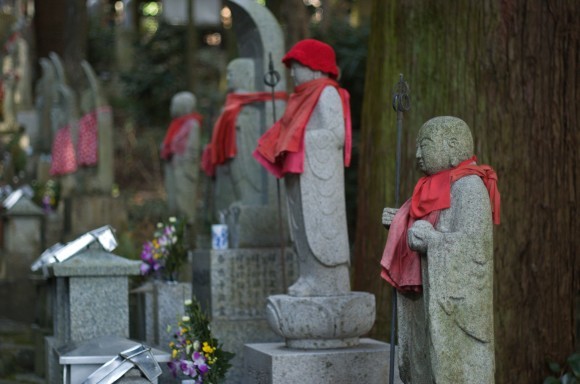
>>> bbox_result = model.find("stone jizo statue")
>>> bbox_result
[254,39,374,350]
[161,92,202,225]
[381,116,500,383]
[255,39,352,297]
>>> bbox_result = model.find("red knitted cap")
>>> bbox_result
[282,39,339,79]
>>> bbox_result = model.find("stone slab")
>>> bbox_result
[51,249,141,277]
[68,276,130,342]
[244,339,400,384]
[211,319,282,384]
[139,281,192,350]
[191,248,297,319]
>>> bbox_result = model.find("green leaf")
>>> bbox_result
[550,362,562,374]
[567,353,580,378]
[543,376,561,384]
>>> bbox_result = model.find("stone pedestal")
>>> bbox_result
[44,249,141,383]
[244,339,400,384]
[134,280,192,350]
[266,292,375,349]
[191,247,297,383]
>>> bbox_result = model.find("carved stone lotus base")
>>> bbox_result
[265,292,375,349]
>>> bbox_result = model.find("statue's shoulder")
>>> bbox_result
[314,85,342,119]
[319,85,341,103]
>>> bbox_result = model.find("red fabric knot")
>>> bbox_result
[253,77,352,178]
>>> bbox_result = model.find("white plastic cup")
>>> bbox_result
[211,224,229,250]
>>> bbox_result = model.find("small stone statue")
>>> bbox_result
[381,116,500,383]
[161,92,202,225]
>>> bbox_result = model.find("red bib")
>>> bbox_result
[160,112,203,160]
[380,157,500,292]
[253,77,352,178]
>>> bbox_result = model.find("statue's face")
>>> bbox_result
[290,61,326,86]
[415,125,451,175]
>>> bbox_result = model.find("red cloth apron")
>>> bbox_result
[50,125,77,176]
[77,111,98,167]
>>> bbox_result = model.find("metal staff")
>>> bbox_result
[263,52,287,290]
[389,73,410,384]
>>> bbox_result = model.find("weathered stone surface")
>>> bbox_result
[284,65,350,297]
[139,280,192,350]
[190,248,297,383]
[191,248,297,319]
[244,339,400,384]
[266,292,375,349]
[389,116,495,383]
[45,249,140,383]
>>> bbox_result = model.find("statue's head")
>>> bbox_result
[282,39,339,86]
[226,58,255,92]
[416,116,474,175]
[170,91,196,118]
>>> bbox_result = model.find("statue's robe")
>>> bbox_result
[284,85,351,296]
[163,115,201,224]
[398,174,495,384]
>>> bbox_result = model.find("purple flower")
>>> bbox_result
[152,261,163,271]
[140,262,151,275]
[167,361,178,377]
[140,243,154,262]
[180,359,198,378]
[192,352,209,374]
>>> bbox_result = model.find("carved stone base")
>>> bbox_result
[265,292,375,349]
[244,339,400,384]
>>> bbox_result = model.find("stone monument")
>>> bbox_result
[247,39,388,384]
[31,227,142,383]
[0,188,44,322]
[381,116,500,384]
[190,1,297,382]
[161,91,202,225]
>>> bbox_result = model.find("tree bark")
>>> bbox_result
[354,0,579,382]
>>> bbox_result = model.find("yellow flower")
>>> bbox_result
[172,349,178,359]
[169,342,175,348]
[202,342,215,354]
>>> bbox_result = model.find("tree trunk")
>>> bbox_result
[354,0,578,382]
[34,0,87,93]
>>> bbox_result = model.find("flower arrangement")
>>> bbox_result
[139,216,187,281]
[168,298,234,383]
